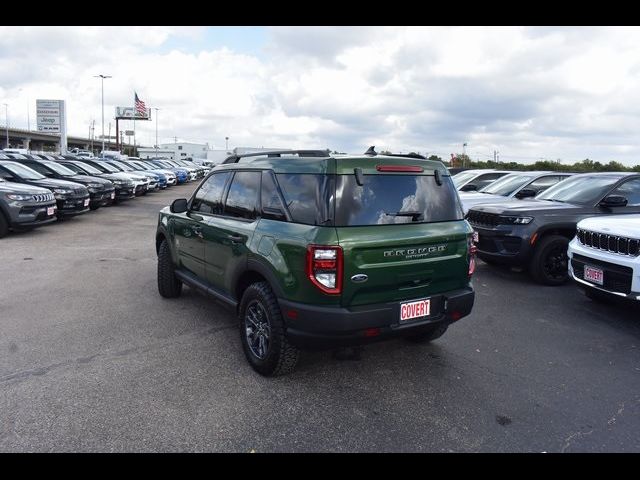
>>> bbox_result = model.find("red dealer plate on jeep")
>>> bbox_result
[47,207,55,216]
[400,298,431,322]
[584,266,604,285]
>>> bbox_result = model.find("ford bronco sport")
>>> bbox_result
[156,149,476,376]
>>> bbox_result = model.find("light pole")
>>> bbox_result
[3,103,8,148]
[225,136,229,150]
[94,74,112,154]
[154,107,161,155]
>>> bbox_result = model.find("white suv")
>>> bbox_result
[568,215,640,301]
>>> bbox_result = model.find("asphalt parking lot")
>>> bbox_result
[1,184,639,452]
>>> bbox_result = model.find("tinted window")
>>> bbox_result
[452,171,477,187]
[0,161,46,180]
[526,175,563,194]
[261,171,287,220]
[480,174,534,195]
[537,175,624,205]
[335,174,463,226]
[276,173,334,225]
[224,171,261,220]
[22,161,52,176]
[474,172,508,189]
[611,178,640,206]
[191,172,231,214]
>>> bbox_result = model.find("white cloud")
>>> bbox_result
[2,26,640,165]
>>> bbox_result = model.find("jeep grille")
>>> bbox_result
[577,228,640,257]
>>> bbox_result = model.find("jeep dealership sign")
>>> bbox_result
[36,99,68,153]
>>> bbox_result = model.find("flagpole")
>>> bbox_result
[133,92,136,156]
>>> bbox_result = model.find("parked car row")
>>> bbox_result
[0,151,209,238]
[462,171,640,302]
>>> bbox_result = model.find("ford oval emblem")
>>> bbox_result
[351,274,368,283]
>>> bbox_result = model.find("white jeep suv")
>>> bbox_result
[568,214,640,301]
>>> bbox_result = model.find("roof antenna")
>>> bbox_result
[364,146,377,156]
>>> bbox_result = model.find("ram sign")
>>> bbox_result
[115,107,151,120]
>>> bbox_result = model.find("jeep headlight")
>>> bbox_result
[87,183,102,188]
[6,193,33,201]
[501,216,533,224]
[53,188,73,194]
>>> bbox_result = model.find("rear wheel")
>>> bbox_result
[0,213,9,238]
[239,282,299,376]
[404,323,449,343]
[157,239,182,298]
[529,235,569,285]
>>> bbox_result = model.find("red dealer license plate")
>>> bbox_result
[400,298,431,323]
[584,266,604,285]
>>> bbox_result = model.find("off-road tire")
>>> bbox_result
[404,323,449,343]
[157,239,182,298]
[238,281,299,376]
[0,212,9,238]
[529,235,570,286]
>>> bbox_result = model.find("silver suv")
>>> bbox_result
[0,176,57,238]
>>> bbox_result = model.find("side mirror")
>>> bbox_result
[170,198,188,213]
[460,183,478,192]
[515,188,536,199]
[599,195,628,208]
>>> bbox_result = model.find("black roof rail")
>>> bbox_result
[383,152,426,160]
[222,149,330,164]
[364,146,425,160]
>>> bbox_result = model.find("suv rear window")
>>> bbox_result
[334,174,463,226]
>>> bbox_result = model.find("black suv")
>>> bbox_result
[0,159,90,218]
[55,159,137,202]
[466,172,640,285]
[156,149,476,376]
[12,155,115,210]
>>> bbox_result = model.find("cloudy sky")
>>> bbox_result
[2,26,640,165]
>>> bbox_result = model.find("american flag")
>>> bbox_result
[134,92,146,117]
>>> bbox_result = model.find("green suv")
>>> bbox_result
[156,149,476,375]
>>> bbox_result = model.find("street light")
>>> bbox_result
[94,74,112,154]
[154,107,161,154]
[3,103,8,148]
[225,136,229,150]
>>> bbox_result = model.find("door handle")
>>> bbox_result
[228,234,244,243]
[192,226,203,238]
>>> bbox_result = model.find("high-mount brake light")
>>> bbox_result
[306,245,343,295]
[376,165,424,173]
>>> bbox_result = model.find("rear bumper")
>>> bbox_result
[279,287,474,348]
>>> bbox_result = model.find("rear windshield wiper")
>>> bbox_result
[383,211,423,221]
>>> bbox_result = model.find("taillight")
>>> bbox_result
[306,245,343,294]
[468,235,477,277]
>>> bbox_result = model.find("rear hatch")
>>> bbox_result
[333,159,471,307]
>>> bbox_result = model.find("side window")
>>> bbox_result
[224,171,261,220]
[261,171,287,221]
[24,162,50,176]
[610,178,640,206]
[526,176,562,194]
[191,172,231,214]
[475,173,507,189]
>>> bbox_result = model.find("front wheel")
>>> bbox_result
[157,239,182,298]
[529,235,569,285]
[239,282,299,376]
